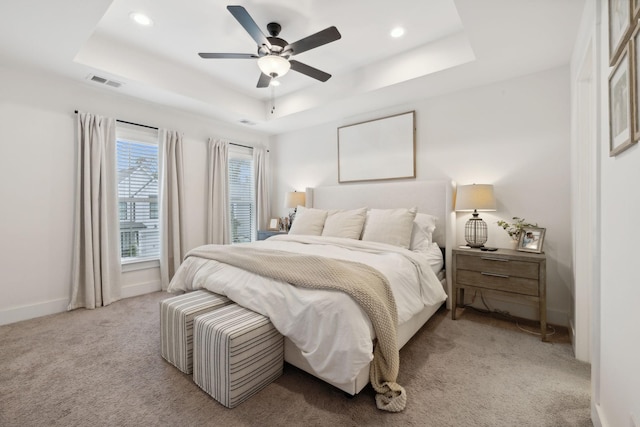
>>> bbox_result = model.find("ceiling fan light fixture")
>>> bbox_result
[390,27,405,38]
[129,12,153,27]
[258,55,291,78]
[270,79,281,87]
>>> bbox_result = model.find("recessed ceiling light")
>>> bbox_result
[390,27,405,38]
[270,80,281,87]
[130,12,153,27]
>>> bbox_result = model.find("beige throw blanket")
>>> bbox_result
[186,245,407,412]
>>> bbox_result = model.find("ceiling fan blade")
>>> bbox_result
[257,73,272,88]
[198,53,258,59]
[289,60,331,82]
[284,26,341,56]
[227,5,272,50]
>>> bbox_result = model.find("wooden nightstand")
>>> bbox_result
[257,230,287,241]
[451,247,547,341]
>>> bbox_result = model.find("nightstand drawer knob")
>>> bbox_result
[481,272,510,279]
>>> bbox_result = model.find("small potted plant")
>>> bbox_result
[497,217,538,248]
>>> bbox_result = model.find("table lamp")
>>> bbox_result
[455,184,496,248]
[284,191,305,229]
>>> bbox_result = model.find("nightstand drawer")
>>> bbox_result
[456,270,539,296]
[457,254,539,279]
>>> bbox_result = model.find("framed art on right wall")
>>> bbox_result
[609,44,635,156]
[609,0,632,66]
[632,24,640,143]
[517,226,546,254]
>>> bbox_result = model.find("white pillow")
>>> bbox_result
[322,207,367,239]
[410,213,438,252]
[288,206,327,236]
[420,242,444,273]
[361,208,417,249]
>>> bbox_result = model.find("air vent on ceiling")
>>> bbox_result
[87,74,123,88]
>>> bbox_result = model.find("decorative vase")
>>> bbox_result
[509,239,518,250]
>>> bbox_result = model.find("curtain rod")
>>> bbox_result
[73,110,266,151]
[74,110,157,130]
[230,142,254,150]
[228,142,269,152]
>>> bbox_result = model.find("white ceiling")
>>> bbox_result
[0,0,585,134]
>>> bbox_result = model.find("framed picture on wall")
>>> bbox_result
[517,227,546,254]
[337,111,416,183]
[632,25,640,142]
[609,45,635,156]
[610,0,632,66]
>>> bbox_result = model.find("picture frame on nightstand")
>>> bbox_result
[517,226,546,253]
[268,218,280,231]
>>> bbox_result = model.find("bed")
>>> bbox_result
[167,180,454,408]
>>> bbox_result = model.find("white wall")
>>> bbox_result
[598,140,640,425]
[270,66,573,326]
[590,0,640,425]
[0,64,268,325]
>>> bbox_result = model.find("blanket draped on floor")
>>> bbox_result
[186,245,407,412]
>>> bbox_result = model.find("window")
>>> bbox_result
[116,124,160,262]
[228,146,255,243]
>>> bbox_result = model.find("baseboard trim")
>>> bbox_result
[592,403,605,427]
[0,298,69,326]
[0,281,162,326]
[121,280,162,299]
[569,318,576,354]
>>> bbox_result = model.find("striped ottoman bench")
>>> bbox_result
[193,304,284,408]
[160,290,232,374]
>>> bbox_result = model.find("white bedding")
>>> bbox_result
[167,235,447,384]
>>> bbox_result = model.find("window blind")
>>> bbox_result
[116,124,160,261]
[228,146,255,243]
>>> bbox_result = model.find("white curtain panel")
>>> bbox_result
[68,112,121,310]
[254,147,270,231]
[159,129,185,290]
[207,138,230,244]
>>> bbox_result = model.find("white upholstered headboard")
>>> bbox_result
[305,180,454,248]
[305,180,455,300]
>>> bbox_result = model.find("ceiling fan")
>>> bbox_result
[199,5,341,88]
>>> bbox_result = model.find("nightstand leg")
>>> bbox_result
[451,287,457,320]
[451,288,465,320]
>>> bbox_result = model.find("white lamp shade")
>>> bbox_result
[258,55,291,78]
[284,191,306,208]
[455,184,496,211]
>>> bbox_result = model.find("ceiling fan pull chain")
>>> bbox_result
[270,85,276,114]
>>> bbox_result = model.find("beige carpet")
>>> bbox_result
[0,292,591,426]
